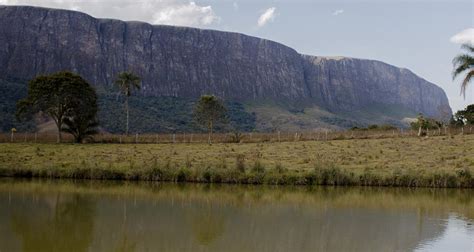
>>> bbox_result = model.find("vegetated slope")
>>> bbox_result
[0,6,452,132]
[0,79,256,133]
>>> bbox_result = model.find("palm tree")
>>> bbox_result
[453,44,474,98]
[115,72,141,135]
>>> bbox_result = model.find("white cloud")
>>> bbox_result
[257,7,276,27]
[153,2,219,26]
[0,0,219,27]
[232,2,239,11]
[332,9,344,16]
[450,28,474,45]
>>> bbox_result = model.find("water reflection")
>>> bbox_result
[8,193,95,252]
[0,179,472,252]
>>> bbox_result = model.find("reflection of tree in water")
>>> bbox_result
[191,206,226,247]
[114,234,137,252]
[11,193,96,252]
[113,201,137,252]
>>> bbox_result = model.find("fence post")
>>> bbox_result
[119,135,122,144]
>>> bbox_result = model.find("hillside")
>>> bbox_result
[0,6,452,132]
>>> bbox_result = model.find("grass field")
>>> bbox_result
[0,134,473,187]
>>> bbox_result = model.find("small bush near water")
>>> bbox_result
[0,164,471,188]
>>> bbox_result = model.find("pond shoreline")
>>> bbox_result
[0,135,473,188]
[0,162,472,188]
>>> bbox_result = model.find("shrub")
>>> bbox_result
[252,160,265,173]
[176,168,190,182]
[202,168,212,183]
[235,154,245,173]
[455,168,472,187]
[274,162,287,174]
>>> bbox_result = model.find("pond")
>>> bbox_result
[0,179,472,251]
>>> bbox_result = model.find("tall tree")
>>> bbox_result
[193,95,227,144]
[61,83,99,143]
[16,71,94,143]
[453,44,474,98]
[115,72,141,135]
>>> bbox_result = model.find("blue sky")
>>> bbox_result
[1,0,473,111]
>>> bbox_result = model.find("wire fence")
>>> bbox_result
[1,126,473,144]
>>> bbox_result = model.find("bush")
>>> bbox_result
[252,160,265,173]
[176,168,190,182]
[235,154,246,173]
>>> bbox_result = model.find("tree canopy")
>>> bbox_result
[61,82,99,143]
[16,71,98,143]
[452,44,474,98]
[193,95,227,144]
[451,104,474,126]
[115,71,141,135]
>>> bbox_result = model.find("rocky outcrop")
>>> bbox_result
[0,5,451,120]
[302,56,452,118]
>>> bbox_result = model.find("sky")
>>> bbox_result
[0,0,473,112]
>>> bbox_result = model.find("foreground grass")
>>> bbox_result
[0,134,473,187]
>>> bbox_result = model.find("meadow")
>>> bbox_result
[0,132,472,188]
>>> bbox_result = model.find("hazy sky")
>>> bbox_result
[1,0,473,112]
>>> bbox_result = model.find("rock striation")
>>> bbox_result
[0,5,451,120]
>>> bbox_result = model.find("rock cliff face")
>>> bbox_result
[302,56,452,118]
[0,5,451,122]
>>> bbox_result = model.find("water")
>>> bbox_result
[0,179,472,252]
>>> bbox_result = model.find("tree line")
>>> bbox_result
[16,71,227,144]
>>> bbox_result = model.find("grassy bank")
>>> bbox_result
[0,134,473,188]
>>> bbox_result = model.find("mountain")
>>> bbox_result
[0,5,452,132]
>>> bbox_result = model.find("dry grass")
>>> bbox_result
[1,127,472,144]
[0,134,473,187]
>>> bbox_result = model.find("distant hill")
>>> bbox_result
[0,6,452,133]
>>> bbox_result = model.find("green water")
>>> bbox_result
[0,179,472,252]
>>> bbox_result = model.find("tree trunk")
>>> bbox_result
[208,121,213,145]
[125,97,129,136]
[56,120,62,143]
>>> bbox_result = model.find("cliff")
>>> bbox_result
[0,6,452,131]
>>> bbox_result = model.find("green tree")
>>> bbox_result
[16,72,96,143]
[193,95,227,144]
[115,72,141,135]
[453,44,474,98]
[61,84,99,143]
[451,104,474,126]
